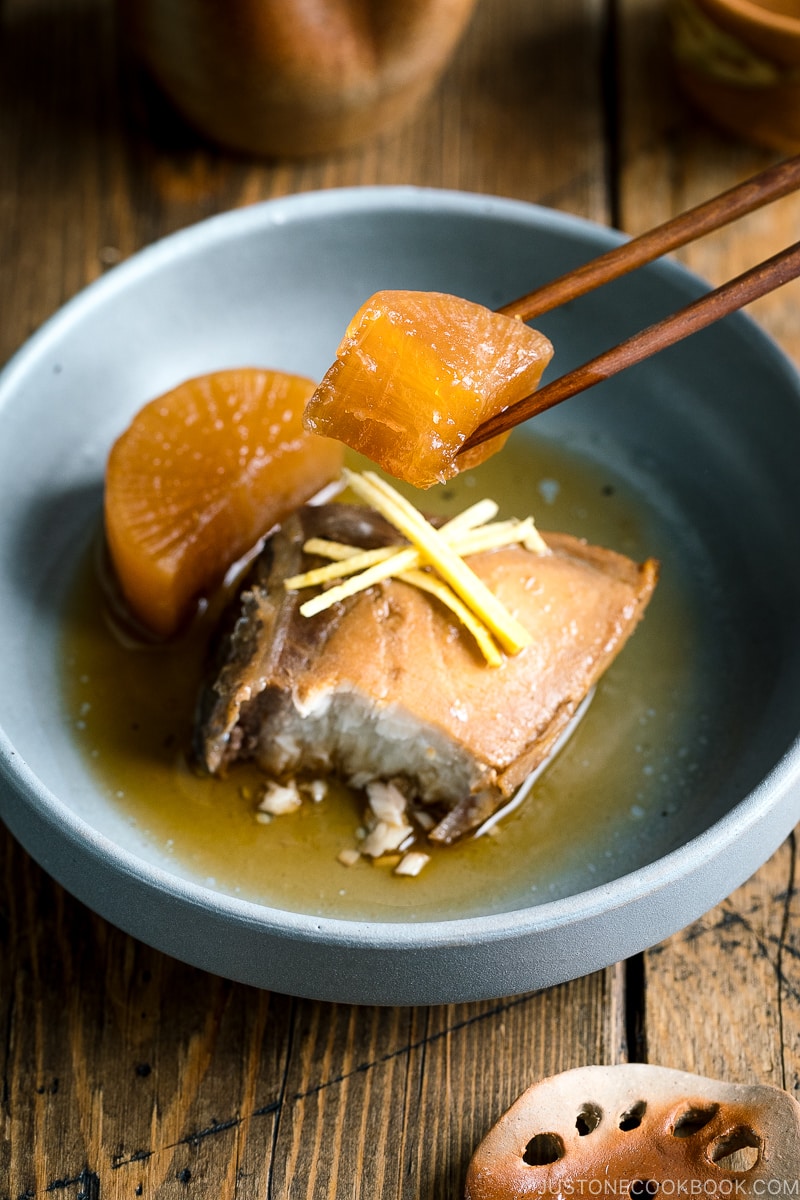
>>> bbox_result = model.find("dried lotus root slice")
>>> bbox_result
[465,1064,800,1197]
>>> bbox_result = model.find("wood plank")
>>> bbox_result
[616,0,800,1096]
[0,0,624,1197]
[644,838,800,1088]
[0,833,621,1198]
[616,0,800,365]
[0,0,613,375]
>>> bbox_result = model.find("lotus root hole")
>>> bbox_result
[523,1132,566,1166]
[618,1100,647,1131]
[708,1126,762,1172]
[575,1103,603,1136]
[630,1183,659,1198]
[671,1104,719,1138]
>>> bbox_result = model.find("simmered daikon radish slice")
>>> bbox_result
[303,290,553,488]
[105,367,343,637]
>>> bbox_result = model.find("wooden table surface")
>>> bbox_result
[2,0,800,1195]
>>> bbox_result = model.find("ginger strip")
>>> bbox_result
[287,517,542,593]
[397,569,503,667]
[343,470,532,655]
[284,498,499,590]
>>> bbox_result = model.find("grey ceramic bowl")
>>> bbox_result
[1,188,799,1005]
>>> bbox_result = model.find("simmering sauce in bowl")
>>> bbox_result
[60,434,723,922]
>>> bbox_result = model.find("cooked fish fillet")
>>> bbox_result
[194,504,658,842]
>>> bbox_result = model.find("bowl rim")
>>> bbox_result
[696,0,800,37]
[3,719,800,953]
[2,183,800,958]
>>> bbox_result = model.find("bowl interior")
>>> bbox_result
[1,189,800,934]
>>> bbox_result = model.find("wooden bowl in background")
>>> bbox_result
[671,0,800,152]
[119,0,478,158]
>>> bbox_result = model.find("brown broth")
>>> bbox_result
[60,436,716,921]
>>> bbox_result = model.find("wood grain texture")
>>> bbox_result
[616,0,800,360]
[616,0,800,1101]
[0,1,620,1197]
[2,0,799,1195]
[0,0,612,367]
[644,837,800,1090]
[0,826,617,1196]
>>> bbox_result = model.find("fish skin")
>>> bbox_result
[194,504,658,842]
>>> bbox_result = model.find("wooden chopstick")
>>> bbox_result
[461,239,800,452]
[460,154,800,454]
[499,153,800,322]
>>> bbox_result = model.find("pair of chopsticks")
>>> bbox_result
[461,155,800,453]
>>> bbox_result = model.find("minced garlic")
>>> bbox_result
[394,851,431,877]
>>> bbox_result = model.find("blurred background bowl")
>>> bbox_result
[119,0,478,157]
[671,0,800,152]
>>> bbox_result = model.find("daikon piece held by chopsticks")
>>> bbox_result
[302,289,553,490]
